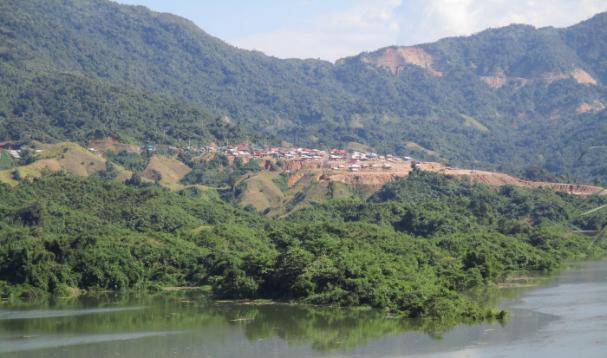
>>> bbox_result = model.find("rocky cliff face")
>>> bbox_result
[357,46,443,77]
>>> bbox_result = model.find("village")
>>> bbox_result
[0,139,421,175]
[175,143,418,173]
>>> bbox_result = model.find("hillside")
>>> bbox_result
[1,173,606,320]
[0,0,606,183]
[0,63,252,145]
[235,158,607,215]
[2,141,604,217]
[0,142,132,185]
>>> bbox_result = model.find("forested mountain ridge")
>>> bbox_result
[0,65,251,144]
[0,0,606,182]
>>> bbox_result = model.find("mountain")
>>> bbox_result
[0,66,250,144]
[0,0,606,183]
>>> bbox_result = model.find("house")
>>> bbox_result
[348,164,361,172]
[7,150,21,160]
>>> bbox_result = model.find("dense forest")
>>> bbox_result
[1,0,606,182]
[0,62,252,146]
[1,172,605,321]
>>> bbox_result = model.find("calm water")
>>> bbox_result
[1,260,606,358]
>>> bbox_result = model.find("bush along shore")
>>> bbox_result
[1,171,606,322]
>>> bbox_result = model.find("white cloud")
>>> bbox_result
[230,0,607,61]
[402,0,607,44]
[232,0,403,61]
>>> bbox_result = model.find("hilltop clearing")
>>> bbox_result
[0,142,132,186]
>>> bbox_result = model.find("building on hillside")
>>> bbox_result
[7,150,21,160]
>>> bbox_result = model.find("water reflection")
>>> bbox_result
[0,260,605,357]
[0,306,145,321]
[0,295,452,353]
[0,292,498,356]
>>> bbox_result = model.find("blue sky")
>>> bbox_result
[116,0,607,61]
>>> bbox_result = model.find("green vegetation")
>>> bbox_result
[273,173,291,193]
[0,64,252,146]
[1,0,606,183]
[181,154,261,188]
[1,172,605,322]
[0,292,497,352]
[105,151,149,174]
[0,151,13,170]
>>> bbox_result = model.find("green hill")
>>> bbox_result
[0,0,606,182]
[0,64,250,145]
[1,173,605,320]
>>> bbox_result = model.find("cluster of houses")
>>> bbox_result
[179,143,416,172]
[132,141,418,172]
[334,153,415,172]
[170,143,330,160]
[200,144,411,161]
[3,139,417,175]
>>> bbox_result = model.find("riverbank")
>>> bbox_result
[1,173,606,324]
[1,260,606,357]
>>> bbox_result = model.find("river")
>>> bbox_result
[1,260,606,357]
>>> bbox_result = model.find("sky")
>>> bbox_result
[115,0,607,62]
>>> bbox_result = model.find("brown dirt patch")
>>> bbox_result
[480,70,507,89]
[143,155,191,184]
[436,168,605,196]
[363,47,442,77]
[89,137,140,154]
[570,68,597,85]
[576,100,605,114]
[542,69,597,86]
